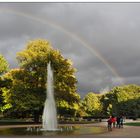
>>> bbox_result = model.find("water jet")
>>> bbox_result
[42,62,58,131]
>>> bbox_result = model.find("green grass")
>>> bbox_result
[124,122,140,126]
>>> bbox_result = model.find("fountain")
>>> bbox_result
[42,62,58,131]
[0,62,107,137]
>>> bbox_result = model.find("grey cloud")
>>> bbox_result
[0,3,140,96]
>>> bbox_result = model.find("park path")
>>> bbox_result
[80,120,140,138]
[95,125,140,138]
[59,120,140,138]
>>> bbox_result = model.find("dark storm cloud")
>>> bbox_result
[0,3,140,96]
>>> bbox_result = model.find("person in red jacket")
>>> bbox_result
[107,116,112,131]
[111,115,116,128]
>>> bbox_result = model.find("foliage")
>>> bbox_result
[2,39,80,120]
[76,101,88,117]
[0,54,9,113]
[82,92,103,117]
[0,54,9,75]
[57,98,80,117]
[2,69,45,113]
[101,84,140,118]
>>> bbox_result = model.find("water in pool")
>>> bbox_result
[0,126,107,137]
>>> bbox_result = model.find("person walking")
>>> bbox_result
[107,116,112,131]
[116,116,121,128]
[111,116,116,128]
[120,116,124,128]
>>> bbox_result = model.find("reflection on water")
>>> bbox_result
[0,126,107,137]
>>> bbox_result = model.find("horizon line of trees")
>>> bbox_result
[0,39,140,122]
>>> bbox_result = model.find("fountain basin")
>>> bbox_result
[0,125,107,137]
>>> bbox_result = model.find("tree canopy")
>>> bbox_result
[101,84,140,118]
[2,39,80,121]
[82,92,102,117]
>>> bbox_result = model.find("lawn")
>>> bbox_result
[124,122,140,126]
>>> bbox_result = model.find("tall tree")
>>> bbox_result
[2,39,80,121]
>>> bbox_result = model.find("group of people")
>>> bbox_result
[107,115,124,131]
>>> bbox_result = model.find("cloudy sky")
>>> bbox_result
[0,3,140,97]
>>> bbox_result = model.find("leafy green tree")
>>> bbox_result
[111,85,140,116]
[82,92,103,117]
[0,54,9,113]
[3,39,80,121]
[101,84,140,117]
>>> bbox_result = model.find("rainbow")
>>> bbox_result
[0,8,124,84]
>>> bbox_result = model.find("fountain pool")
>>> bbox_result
[0,125,107,137]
